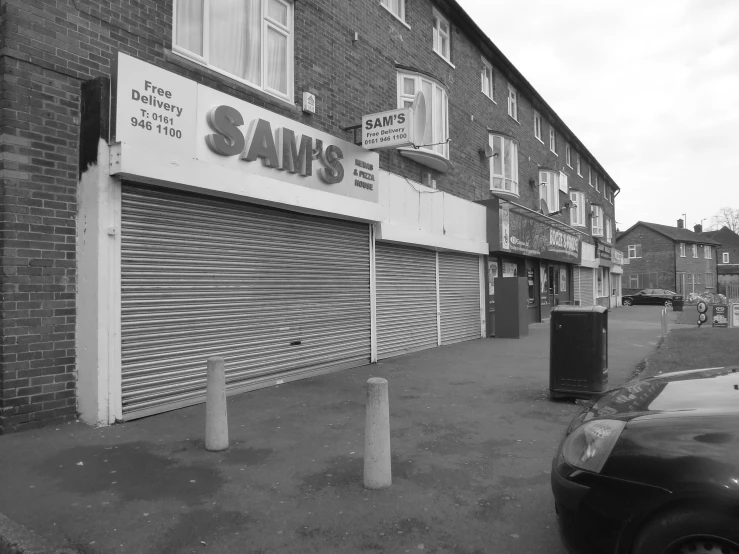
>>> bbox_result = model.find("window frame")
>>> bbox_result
[704,245,712,259]
[481,57,495,101]
[507,84,518,121]
[569,191,585,227]
[706,272,714,288]
[432,8,452,64]
[605,216,612,243]
[588,166,593,187]
[539,169,560,213]
[628,244,642,258]
[534,111,543,141]
[565,143,572,167]
[692,244,698,258]
[723,252,730,263]
[576,154,582,176]
[591,205,604,236]
[380,0,406,23]
[397,70,449,159]
[594,174,600,192]
[679,242,686,257]
[489,133,519,197]
[549,127,556,154]
[172,0,295,102]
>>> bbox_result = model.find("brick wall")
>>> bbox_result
[675,242,718,296]
[0,0,617,432]
[617,225,676,293]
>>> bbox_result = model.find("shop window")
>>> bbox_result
[432,8,451,63]
[591,205,604,236]
[507,85,517,120]
[569,191,585,227]
[539,170,559,213]
[627,244,642,258]
[380,0,405,22]
[481,58,494,100]
[723,252,730,263]
[174,0,293,101]
[489,134,519,198]
[534,111,542,141]
[704,245,712,259]
[397,71,449,158]
[679,242,686,257]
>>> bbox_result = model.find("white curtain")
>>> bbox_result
[209,0,261,84]
[266,26,287,94]
[175,0,204,56]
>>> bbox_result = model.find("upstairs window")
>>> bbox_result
[432,9,451,62]
[588,166,593,187]
[534,111,542,141]
[569,191,585,227]
[628,244,642,258]
[704,245,712,259]
[398,71,449,158]
[591,205,604,236]
[507,85,518,120]
[539,170,560,213]
[174,0,293,100]
[692,244,698,258]
[489,134,519,197]
[595,174,600,192]
[723,252,730,263]
[565,143,571,167]
[679,242,686,257]
[576,154,581,176]
[481,58,494,99]
[605,216,612,243]
[380,0,405,21]
[549,127,556,153]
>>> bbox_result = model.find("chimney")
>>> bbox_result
[677,219,684,229]
[694,224,702,233]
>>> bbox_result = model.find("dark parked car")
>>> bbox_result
[622,289,681,307]
[552,366,739,554]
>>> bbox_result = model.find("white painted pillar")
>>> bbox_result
[364,377,391,489]
[205,357,229,451]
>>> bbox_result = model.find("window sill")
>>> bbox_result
[165,49,299,114]
[433,50,455,69]
[398,147,453,173]
[490,187,520,200]
[536,136,544,144]
[379,4,411,29]
[550,150,559,157]
[483,91,496,103]
[508,115,520,124]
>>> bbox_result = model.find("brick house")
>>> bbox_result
[0,0,619,432]
[617,220,719,297]
[701,226,739,299]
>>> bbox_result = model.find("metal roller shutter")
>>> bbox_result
[120,185,371,419]
[439,252,482,345]
[375,242,438,359]
[579,268,595,306]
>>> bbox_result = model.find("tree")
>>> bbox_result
[707,207,739,233]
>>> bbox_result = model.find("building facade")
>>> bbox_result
[702,226,739,299]
[0,0,619,432]
[617,220,719,297]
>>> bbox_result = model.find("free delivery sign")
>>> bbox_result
[361,92,427,150]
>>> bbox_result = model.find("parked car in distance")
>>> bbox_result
[551,366,739,554]
[622,289,681,307]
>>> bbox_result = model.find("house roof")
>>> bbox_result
[618,221,721,245]
[702,226,739,248]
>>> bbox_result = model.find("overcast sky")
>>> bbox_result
[457,0,739,232]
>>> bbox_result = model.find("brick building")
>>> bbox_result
[701,226,739,299]
[0,0,619,432]
[617,220,719,297]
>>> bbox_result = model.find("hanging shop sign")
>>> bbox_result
[361,92,427,150]
[595,241,614,267]
[501,210,580,263]
[113,53,379,204]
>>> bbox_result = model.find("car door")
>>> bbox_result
[634,290,648,305]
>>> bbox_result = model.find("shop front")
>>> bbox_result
[595,241,615,309]
[481,199,582,335]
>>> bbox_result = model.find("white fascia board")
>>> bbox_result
[376,222,489,255]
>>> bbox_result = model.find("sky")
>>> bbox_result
[457,0,739,232]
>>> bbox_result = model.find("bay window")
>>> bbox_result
[569,191,585,227]
[398,71,449,159]
[539,170,560,213]
[489,134,519,197]
[174,0,293,100]
[591,205,603,236]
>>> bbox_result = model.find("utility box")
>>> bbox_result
[550,305,608,400]
[672,295,684,311]
[494,277,528,338]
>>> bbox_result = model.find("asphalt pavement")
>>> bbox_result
[0,306,677,554]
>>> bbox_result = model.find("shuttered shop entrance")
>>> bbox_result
[576,267,595,306]
[120,185,371,419]
[439,252,482,345]
[375,242,438,359]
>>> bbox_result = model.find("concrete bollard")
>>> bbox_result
[363,377,391,489]
[205,356,229,452]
